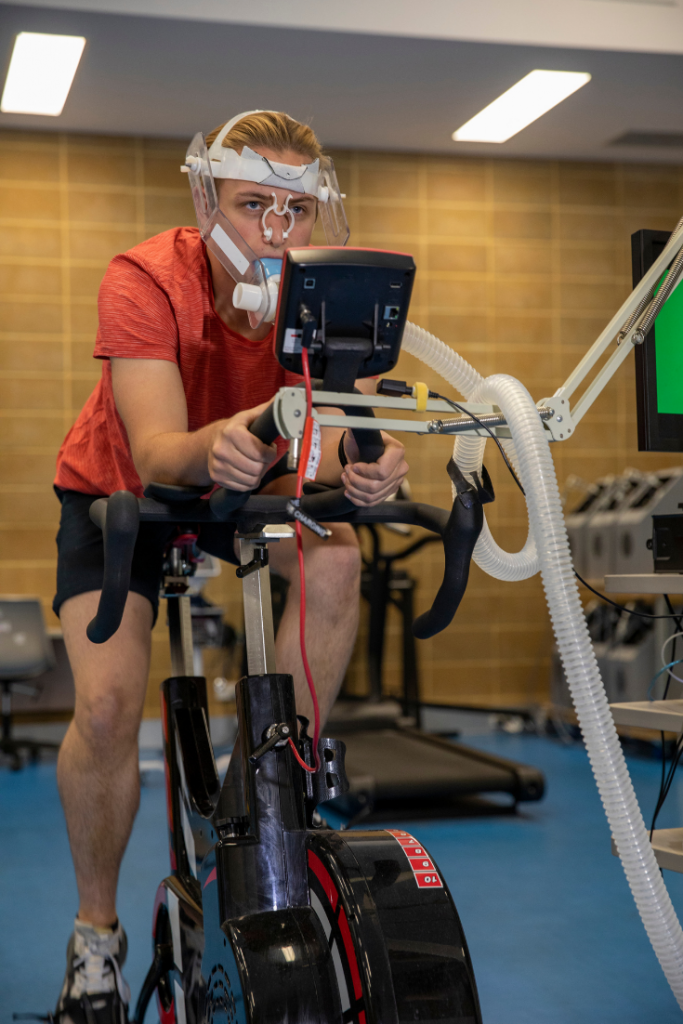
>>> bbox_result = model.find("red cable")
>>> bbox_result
[288,735,315,772]
[293,346,321,774]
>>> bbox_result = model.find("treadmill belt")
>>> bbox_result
[324,725,545,819]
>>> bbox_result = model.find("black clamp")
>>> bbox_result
[447,459,495,510]
[249,722,292,764]
[286,499,332,540]
[236,546,269,578]
[297,715,350,816]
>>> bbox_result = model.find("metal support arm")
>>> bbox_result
[271,216,683,447]
[272,384,561,442]
[546,218,683,429]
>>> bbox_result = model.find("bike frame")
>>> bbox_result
[132,521,481,1024]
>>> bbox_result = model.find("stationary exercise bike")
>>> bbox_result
[86,249,493,1024]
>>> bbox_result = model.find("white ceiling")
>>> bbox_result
[7,0,683,55]
[1,1,683,163]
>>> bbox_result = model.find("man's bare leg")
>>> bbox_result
[268,522,361,724]
[57,590,153,928]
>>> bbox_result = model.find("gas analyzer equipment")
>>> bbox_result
[181,110,349,328]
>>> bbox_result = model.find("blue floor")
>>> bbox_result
[2,733,683,1023]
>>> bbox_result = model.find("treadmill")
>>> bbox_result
[325,522,546,823]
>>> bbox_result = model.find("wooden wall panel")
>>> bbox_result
[0,129,681,715]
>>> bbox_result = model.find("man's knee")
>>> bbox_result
[270,523,361,595]
[60,591,151,755]
[73,677,144,755]
[308,526,361,594]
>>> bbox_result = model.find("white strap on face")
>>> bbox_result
[207,109,325,200]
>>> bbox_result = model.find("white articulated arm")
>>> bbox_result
[546,216,683,428]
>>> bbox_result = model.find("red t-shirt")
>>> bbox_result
[54,227,299,497]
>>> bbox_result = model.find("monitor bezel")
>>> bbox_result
[632,228,683,453]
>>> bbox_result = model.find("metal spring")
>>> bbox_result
[617,291,653,344]
[624,214,683,345]
[632,243,683,344]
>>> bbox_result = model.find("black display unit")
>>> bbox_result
[632,228,683,452]
[273,247,415,386]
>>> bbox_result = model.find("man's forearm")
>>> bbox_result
[133,422,222,488]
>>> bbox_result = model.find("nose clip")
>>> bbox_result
[262,193,295,242]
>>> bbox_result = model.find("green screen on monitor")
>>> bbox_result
[655,271,683,415]
[633,228,683,451]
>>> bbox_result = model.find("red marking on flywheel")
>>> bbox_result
[307,849,338,911]
[308,848,366,1011]
[386,829,443,888]
[337,906,363,1001]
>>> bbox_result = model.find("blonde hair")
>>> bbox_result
[206,110,323,162]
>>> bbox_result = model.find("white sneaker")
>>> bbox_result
[54,919,131,1024]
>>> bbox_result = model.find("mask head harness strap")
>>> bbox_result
[207,109,327,202]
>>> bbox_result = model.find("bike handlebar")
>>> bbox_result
[85,463,493,647]
[86,490,140,644]
[412,465,491,639]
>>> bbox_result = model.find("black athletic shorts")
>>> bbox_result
[52,459,293,625]
[53,489,177,625]
[53,489,248,625]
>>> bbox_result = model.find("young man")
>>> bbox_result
[51,110,408,1023]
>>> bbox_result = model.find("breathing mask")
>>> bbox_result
[182,110,349,328]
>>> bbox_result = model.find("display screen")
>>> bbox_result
[654,271,683,415]
[632,229,683,452]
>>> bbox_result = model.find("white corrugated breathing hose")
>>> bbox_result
[402,323,539,580]
[402,321,683,1007]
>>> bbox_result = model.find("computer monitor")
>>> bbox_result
[632,228,683,452]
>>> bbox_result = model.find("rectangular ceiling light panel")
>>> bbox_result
[453,69,591,144]
[1,32,86,116]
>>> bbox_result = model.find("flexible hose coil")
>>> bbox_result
[401,317,683,1007]
[402,322,539,580]
[479,373,683,1009]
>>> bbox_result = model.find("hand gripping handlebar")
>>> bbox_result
[85,464,493,647]
[209,393,384,521]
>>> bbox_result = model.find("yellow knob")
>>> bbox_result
[413,381,429,412]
